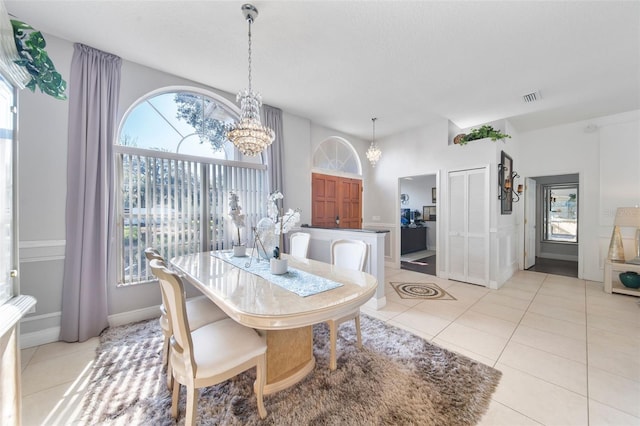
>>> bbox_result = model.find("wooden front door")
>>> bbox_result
[312,173,362,229]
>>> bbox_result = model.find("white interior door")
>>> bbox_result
[447,167,489,286]
[448,172,466,282]
[524,177,537,269]
[0,76,16,305]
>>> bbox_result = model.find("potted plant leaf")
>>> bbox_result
[454,125,511,145]
[11,19,67,100]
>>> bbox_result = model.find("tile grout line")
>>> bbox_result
[491,274,547,369]
[584,277,591,426]
[429,285,493,343]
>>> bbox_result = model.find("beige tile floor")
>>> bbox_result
[21,267,640,425]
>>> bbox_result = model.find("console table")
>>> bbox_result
[401,227,427,254]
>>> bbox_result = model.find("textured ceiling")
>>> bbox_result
[6,1,640,140]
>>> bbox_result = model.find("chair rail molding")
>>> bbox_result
[19,239,66,263]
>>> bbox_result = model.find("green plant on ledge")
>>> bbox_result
[455,125,511,145]
[11,19,67,100]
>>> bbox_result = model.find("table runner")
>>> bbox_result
[212,252,343,297]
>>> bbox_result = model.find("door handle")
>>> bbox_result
[10,269,18,278]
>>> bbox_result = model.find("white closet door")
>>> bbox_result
[447,167,489,286]
[466,169,488,284]
[448,171,466,282]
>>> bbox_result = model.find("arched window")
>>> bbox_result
[312,136,362,176]
[114,88,268,285]
[118,88,263,164]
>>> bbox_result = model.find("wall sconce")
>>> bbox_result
[498,164,523,202]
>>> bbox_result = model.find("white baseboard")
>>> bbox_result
[19,306,161,348]
[20,327,60,349]
[108,305,160,327]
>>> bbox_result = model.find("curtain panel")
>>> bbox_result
[262,105,284,194]
[60,44,121,342]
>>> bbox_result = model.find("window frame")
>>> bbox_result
[114,87,269,286]
[542,183,579,244]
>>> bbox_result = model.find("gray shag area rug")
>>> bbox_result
[79,314,501,425]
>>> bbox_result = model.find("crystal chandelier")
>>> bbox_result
[226,4,274,156]
[366,117,382,167]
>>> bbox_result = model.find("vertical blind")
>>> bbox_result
[117,149,268,285]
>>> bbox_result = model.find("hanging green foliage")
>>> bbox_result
[455,125,511,145]
[11,19,67,100]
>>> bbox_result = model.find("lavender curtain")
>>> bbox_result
[60,44,121,342]
[263,105,284,194]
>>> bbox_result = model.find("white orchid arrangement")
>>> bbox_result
[268,191,301,259]
[228,191,245,246]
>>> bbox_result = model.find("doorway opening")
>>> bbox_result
[399,174,437,276]
[524,173,579,278]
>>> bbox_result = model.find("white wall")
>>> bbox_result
[365,111,640,284]
[517,110,640,281]
[17,35,70,336]
[365,119,516,286]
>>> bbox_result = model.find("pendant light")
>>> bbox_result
[225,4,275,156]
[366,117,382,167]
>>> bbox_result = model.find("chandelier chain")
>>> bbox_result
[372,117,377,143]
[247,16,253,93]
[225,4,275,157]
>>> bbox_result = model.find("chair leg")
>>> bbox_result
[161,333,170,369]
[255,355,267,419]
[329,320,338,371]
[185,386,198,426]
[354,314,362,348]
[171,381,180,419]
[166,360,174,391]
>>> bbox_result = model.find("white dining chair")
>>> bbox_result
[289,232,311,258]
[145,248,228,390]
[149,259,267,423]
[327,239,368,370]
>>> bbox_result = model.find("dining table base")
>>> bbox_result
[259,326,315,395]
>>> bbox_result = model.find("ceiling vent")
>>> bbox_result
[522,90,541,103]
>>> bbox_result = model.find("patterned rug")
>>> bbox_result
[79,314,500,425]
[392,281,456,300]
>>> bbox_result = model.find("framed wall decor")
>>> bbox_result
[431,187,437,203]
[423,205,436,221]
[499,150,513,215]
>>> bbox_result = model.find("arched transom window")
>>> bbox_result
[313,136,362,175]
